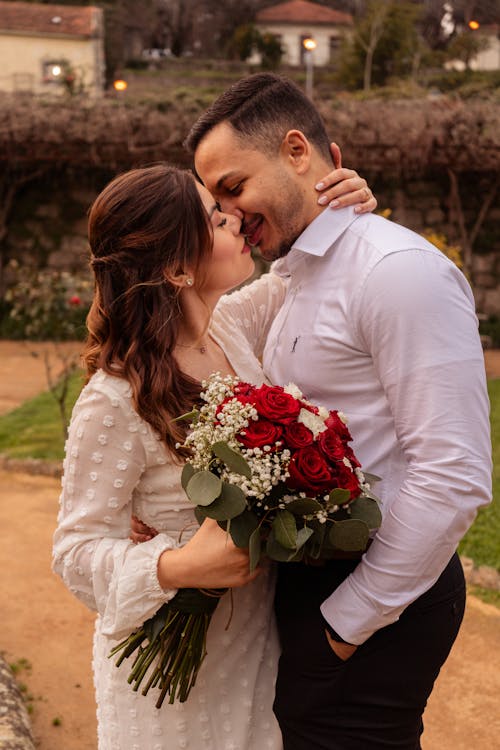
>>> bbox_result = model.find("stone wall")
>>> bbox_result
[4,169,499,318]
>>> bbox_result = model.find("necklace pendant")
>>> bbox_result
[200,346,206,354]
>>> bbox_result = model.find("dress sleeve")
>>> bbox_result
[52,382,180,640]
[214,271,287,360]
[321,249,492,644]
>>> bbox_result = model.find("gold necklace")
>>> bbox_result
[176,342,208,354]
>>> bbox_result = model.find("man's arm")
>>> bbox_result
[321,248,492,646]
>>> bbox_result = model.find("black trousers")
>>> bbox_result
[273,553,465,750]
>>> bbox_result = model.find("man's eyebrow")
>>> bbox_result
[216,171,240,191]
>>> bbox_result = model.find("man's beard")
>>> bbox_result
[260,179,305,262]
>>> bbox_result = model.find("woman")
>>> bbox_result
[53,162,375,750]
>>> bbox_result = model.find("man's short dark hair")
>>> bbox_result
[185,73,331,161]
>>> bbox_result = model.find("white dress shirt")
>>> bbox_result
[263,206,492,645]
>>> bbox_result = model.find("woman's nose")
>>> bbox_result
[227,212,242,234]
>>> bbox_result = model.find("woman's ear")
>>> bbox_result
[163,269,195,288]
[280,130,312,175]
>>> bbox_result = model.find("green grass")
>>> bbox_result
[0,372,498,573]
[0,371,84,461]
[458,378,500,570]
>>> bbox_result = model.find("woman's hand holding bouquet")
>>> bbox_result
[112,374,381,706]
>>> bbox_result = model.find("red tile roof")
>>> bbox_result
[0,1,99,37]
[256,1,353,25]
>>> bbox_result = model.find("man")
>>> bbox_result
[185,74,492,749]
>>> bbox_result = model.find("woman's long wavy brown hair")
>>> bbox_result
[84,164,212,455]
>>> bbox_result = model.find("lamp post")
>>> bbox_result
[302,37,317,100]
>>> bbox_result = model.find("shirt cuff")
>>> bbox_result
[322,614,354,645]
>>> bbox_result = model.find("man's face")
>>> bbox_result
[194,122,307,261]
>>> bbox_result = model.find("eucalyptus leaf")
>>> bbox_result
[227,510,260,548]
[249,527,262,572]
[212,441,252,478]
[273,510,298,550]
[286,497,323,515]
[296,525,314,549]
[348,496,382,529]
[198,482,247,521]
[329,488,351,505]
[329,519,370,552]
[266,531,298,562]
[181,463,195,492]
[362,471,382,485]
[186,471,222,506]
[171,409,199,423]
[194,507,206,526]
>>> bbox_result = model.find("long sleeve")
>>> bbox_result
[320,248,492,644]
[52,376,180,641]
[214,271,287,360]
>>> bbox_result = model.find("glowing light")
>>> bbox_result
[303,38,317,51]
[51,65,62,77]
[468,20,480,30]
[113,79,128,92]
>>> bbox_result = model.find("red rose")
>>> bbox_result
[344,445,361,469]
[253,384,301,424]
[284,422,314,449]
[318,429,346,462]
[335,463,361,500]
[237,419,283,449]
[325,410,352,442]
[234,382,258,400]
[68,295,81,306]
[287,446,334,494]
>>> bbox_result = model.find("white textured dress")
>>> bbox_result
[52,273,287,750]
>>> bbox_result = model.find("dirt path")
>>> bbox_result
[0,342,499,749]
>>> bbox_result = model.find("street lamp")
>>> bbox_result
[113,79,128,93]
[302,37,317,100]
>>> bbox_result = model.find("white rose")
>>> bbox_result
[297,408,328,437]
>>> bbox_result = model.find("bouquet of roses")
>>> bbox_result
[110,374,381,706]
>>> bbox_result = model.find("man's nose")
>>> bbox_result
[219,199,244,221]
[228,212,242,235]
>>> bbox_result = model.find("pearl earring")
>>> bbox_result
[186,277,194,287]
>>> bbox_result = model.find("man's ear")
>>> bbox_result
[280,130,312,174]
[330,142,342,169]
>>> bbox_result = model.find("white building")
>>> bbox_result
[0,1,105,96]
[255,0,353,67]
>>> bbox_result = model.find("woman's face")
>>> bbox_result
[195,182,255,300]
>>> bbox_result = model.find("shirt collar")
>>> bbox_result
[291,204,359,257]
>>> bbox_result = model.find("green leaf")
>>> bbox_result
[296,525,314,549]
[329,519,370,552]
[212,441,252,478]
[329,488,351,505]
[266,531,298,562]
[362,471,382,486]
[194,507,206,526]
[249,527,262,571]
[181,463,195,491]
[273,510,298,550]
[348,496,382,529]
[197,482,247,521]
[226,510,260,548]
[186,471,222,506]
[171,409,199,423]
[285,497,323,515]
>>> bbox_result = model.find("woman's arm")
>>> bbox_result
[53,380,255,640]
